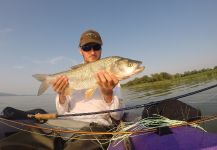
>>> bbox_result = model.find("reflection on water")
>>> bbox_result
[0,79,217,133]
[123,79,217,104]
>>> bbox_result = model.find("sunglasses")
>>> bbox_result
[81,44,102,52]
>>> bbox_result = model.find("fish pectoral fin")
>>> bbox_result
[64,85,74,96]
[85,88,96,99]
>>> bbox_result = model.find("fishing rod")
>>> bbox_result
[3,113,217,136]
[28,83,217,120]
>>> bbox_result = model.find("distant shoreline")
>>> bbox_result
[0,92,17,96]
[122,67,217,88]
[0,93,55,96]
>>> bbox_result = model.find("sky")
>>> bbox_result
[0,0,217,95]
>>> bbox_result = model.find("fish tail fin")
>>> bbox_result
[33,74,51,96]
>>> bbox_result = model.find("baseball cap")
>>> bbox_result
[79,30,103,47]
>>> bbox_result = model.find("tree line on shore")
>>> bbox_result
[123,66,217,87]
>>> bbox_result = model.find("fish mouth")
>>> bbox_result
[132,60,144,73]
[120,65,145,80]
[133,66,145,75]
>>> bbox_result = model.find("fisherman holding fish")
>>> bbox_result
[51,29,124,149]
[32,29,144,149]
[52,30,125,127]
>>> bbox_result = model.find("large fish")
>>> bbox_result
[33,56,145,98]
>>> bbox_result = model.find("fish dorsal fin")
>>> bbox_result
[70,63,86,70]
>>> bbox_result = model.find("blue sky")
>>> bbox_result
[0,0,217,94]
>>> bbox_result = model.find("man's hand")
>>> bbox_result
[52,75,69,104]
[95,71,119,103]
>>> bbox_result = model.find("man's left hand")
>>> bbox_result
[95,71,119,103]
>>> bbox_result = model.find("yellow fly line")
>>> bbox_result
[1,114,217,136]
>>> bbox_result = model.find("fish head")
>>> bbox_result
[110,57,145,80]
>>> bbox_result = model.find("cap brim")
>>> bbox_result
[80,39,102,46]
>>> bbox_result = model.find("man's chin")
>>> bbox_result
[88,57,99,62]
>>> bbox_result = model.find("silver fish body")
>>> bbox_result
[33,56,144,97]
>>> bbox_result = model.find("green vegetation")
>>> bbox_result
[122,66,217,89]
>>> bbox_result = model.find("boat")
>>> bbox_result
[0,109,91,150]
[108,99,217,150]
[108,125,217,150]
[0,99,217,150]
[0,107,91,140]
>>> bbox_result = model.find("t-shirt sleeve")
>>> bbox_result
[55,94,71,115]
[107,84,125,120]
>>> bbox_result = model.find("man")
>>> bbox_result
[52,29,124,149]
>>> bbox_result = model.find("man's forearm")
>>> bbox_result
[59,93,66,104]
[102,89,113,104]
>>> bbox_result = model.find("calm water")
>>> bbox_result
[1,80,217,133]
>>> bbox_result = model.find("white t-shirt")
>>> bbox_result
[55,84,124,126]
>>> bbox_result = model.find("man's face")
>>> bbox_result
[79,43,102,63]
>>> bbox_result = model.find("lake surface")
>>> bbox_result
[1,79,217,133]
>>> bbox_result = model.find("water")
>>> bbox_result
[0,95,56,113]
[0,80,217,133]
[122,79,217,133]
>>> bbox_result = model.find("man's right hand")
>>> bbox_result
[52,75,69,104]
